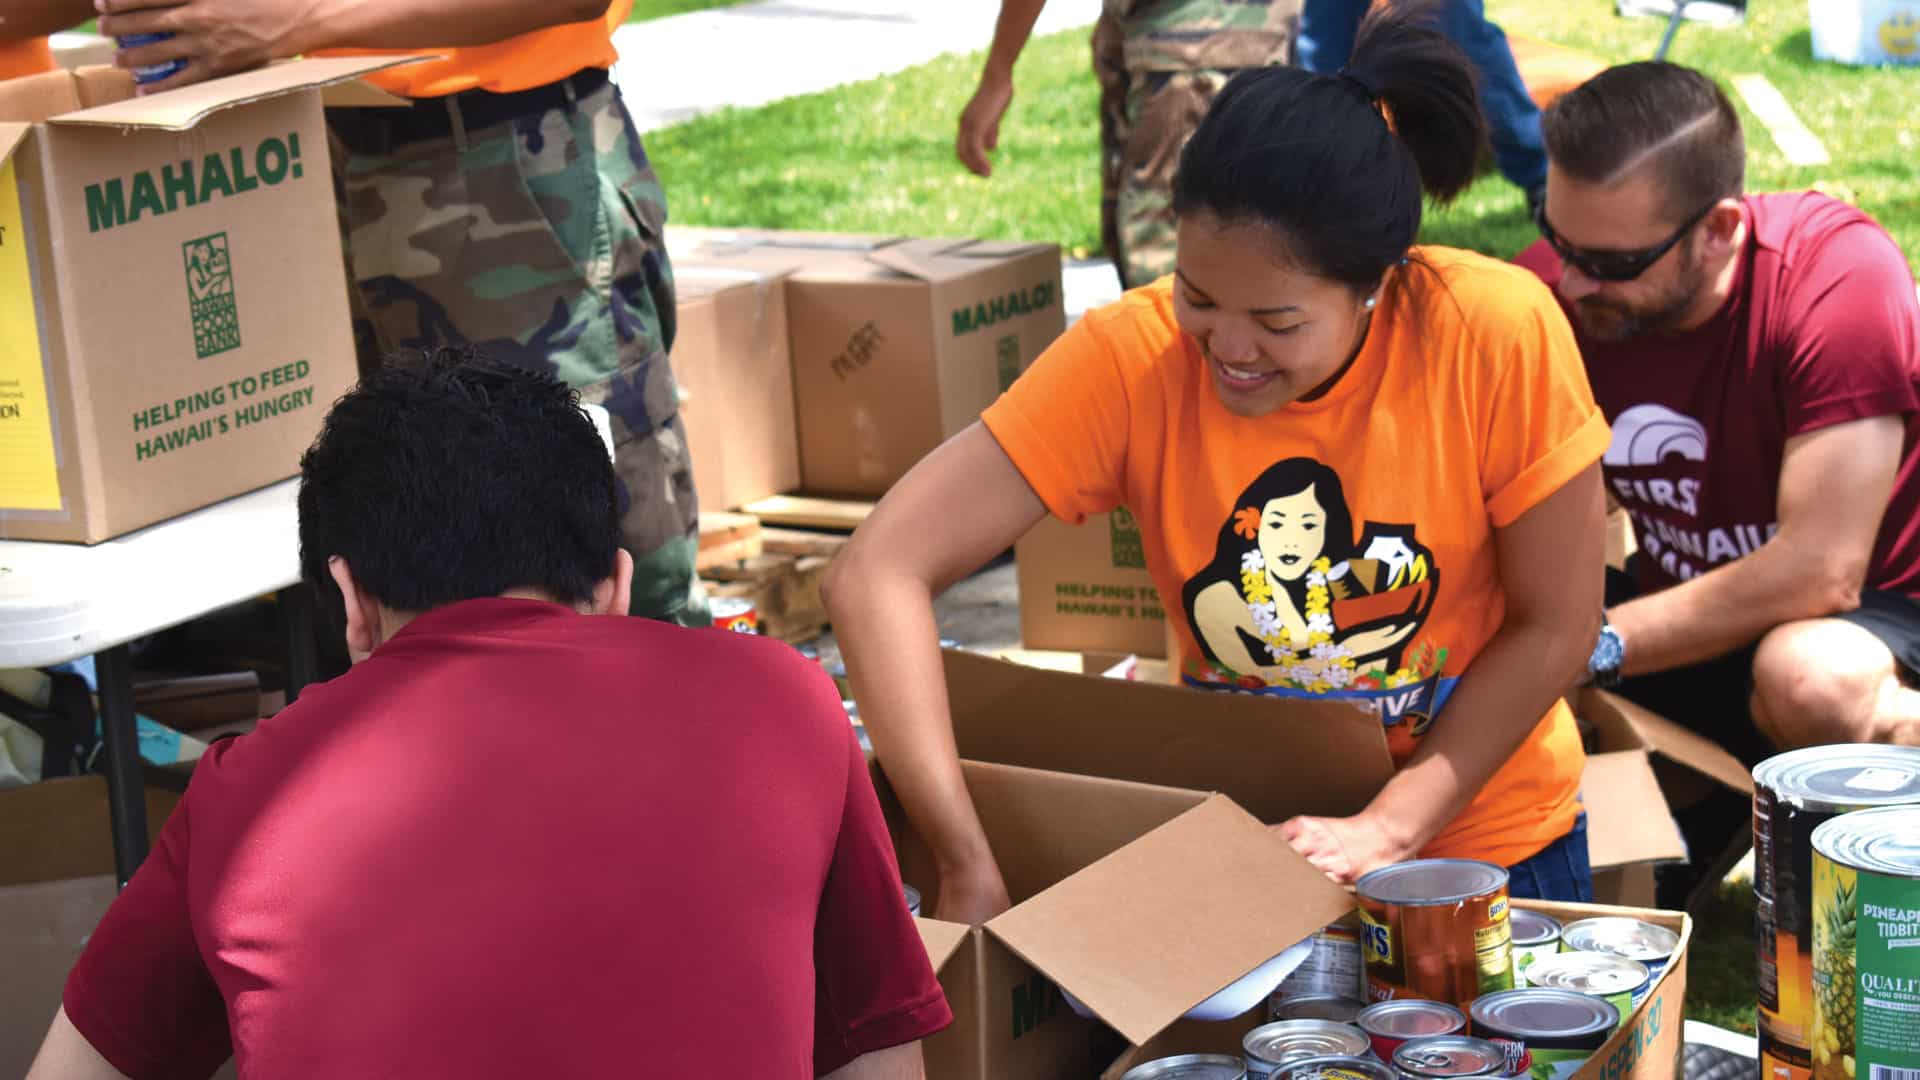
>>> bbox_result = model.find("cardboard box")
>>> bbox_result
[937,650,1751,901]
[671,269,799,510]
[668,228,1065,497]
[879,760,1354,1080]
[0,57,402,542]
[1015,509,1169,658]
[1100,898,1694,1080]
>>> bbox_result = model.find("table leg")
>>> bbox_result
[282,584,319,704]
[96,645,149,886]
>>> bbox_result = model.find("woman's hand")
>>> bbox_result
[1275,812,1410,885]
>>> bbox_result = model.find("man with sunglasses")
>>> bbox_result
[1518,61,1920,911]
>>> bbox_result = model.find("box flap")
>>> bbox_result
[1592,689,1753,795]
[987,795,1352,1046]
[0,69,81,124]
[863,238,1052,283]
[71,66,134,108]
[1581,750,1687,869]
[0,123,29,168]
[49,56,420,132]
[943,650,1395,823]
[915,918,972,973]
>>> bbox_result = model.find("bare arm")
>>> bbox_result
[26,1009,130,1080]
[1283,464,1606,879]
[0,0,95,39]
[955,0,1048,176]
[1611,416,1902,675]
[822,423,1048,924]
[97,0,611,90]
[822,1041,925,1080]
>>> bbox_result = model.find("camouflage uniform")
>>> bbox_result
[328,77,707,626]
[1096,0,1302,288]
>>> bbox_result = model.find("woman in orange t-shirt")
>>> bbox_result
[825,4,1610,925]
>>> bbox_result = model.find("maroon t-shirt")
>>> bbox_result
[63,599,949,1078]
[1518,193,1920,595]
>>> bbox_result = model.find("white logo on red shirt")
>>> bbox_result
[1604,403,1709,468]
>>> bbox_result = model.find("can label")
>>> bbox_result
[1760,791,1836,1080]
[710,598,760,634]
[1813,853,1920,1080]
[1272,925,1366,1015]
[1518,1046,1592,1080]
[1362,894,1514,1006]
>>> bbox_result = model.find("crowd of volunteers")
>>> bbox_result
[9,0,1916,1074]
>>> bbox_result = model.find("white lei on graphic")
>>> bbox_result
[1240,549,1358,692]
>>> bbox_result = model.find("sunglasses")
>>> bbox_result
[1534,201,1718,283]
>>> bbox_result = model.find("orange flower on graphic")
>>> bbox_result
[1233,507,1261,540]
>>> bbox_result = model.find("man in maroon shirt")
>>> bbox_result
[28,352,949,1079]
[1516,61,1920,908]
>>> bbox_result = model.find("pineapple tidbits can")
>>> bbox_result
[1469,987,1618,1079]
[1121,1054,1248,1080]
[1243,1020,1372,1080]
[1811,805,1920,1080]
[1754,745,1920,1080]
[1510,910,1563,985]
[1357,859,1515,1007]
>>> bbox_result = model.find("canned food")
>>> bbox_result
[116,32,188,85]
[1357,859,1515,1007]
[1275,1055,1396,1080]
[1469,987,1617,1079]
[1120,1053,1248,1079]
[710,596,760,634]
[1810,805,1920,1080]
[1509,909,1563,984]
[1754,744,1920,1080]
[1243,1020,1372,1079]
[1269,919,1367,1019]
[1356,999,1466,1064]
[1273,995,1366,1024]
[1522,952,1649,1029]
[903,883,922,917]
[1560,917,1678,986]
[1392,1035,1509,1078]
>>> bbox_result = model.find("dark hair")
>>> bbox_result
[1181,457,1357,666]
[297,348,620,611]
[1170,0,1484,292]
[1542,61,1745,221]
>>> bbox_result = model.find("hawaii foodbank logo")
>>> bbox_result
[182,232,239,359]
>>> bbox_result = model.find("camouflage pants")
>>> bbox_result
[328,78,707,626]
[1095,14,1297,289]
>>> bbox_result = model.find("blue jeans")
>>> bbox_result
[1505,812,1594,902]
[1296,0,1548,197]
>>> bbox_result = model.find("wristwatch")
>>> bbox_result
[1586,612,1625,689]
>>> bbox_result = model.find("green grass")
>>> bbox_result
[1686,879,1759,1033]
[651,0,1919,274]
[627,0,744,21]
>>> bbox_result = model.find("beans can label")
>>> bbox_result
[1494,1042,1592,1080]
[1812,854,1920,1080]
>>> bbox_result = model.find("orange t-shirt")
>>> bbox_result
[982,247,1611,867]
[0,37,55,81]
[317,2,633,98]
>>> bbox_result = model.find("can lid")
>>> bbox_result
[1356,859,1509,905]
[1276,996,1366,1023]
[1277,1054,1397,1080]
[1120,1053,1248,1079]
[1561,917,1678,962]
[1469,988,1619,1038]
[1392,1036,1508,1077]
[1356,1000,1467,1038]
[1812,804,1920,878]
[709,596,755,616]
[1524,952,1650,996]
[1754,745,1920,810]
[1245,1020,1371,1065]
[1509,909,1563,947]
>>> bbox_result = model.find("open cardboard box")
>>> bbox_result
[670,267,800,510]
[1101,899,1694,1080]
[939,650,1752,906]
[878,760,1354,1080]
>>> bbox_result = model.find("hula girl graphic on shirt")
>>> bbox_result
[1181,458,1456,740]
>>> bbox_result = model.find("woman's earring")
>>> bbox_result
[1364,296,1378,310]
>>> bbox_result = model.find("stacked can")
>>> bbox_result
[1242,1020,1371,1079]
[1356,859,1515,1008]
[1120,1054,1248,1079]
[1267,918,1368,1022]
[117,33,188,85]
[1752,746,1920,1080]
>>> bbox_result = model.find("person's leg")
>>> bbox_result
[1296,0,1367,73]
[1439,0,1547,203]
[1094,15,1131,290]
[1505,812,1594,902]
[1749,593,1920,748]
[1116,68,1234,288]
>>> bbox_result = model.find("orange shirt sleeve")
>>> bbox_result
[1470,268,1612,527]
[980,302,1146,524]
